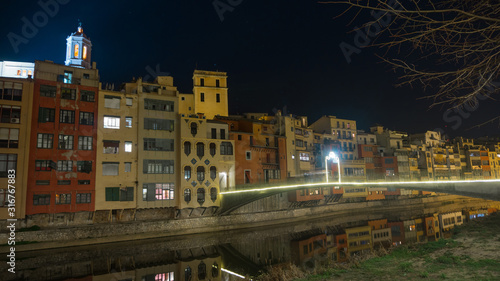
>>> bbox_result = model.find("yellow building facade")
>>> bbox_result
[179,70,228,119]
[178,116,235,213]
[95,89,138,213]
[0,77,33,219]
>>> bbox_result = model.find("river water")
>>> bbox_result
[2,197,498,281]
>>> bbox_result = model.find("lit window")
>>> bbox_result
[74,44,79,57]
[126,98,133,106]
[82,45,87,60]
[300,153,309,161]
[103,116,120,129]
[125,141,132,152]
[125,117,132,128]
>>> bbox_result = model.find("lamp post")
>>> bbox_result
[325,152,341,183]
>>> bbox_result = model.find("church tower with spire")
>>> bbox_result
[65,22,92,69]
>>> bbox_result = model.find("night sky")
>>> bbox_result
[1,0,498,138]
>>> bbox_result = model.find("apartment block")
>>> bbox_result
[0,75,34,219]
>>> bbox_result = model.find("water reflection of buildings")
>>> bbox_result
[5,207,498,281]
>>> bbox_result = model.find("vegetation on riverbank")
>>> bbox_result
[258,212,500,281]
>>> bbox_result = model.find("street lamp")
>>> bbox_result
[325,152,341,183]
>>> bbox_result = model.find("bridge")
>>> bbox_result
[218,179,500,216]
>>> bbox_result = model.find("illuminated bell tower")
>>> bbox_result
[65,22,92,69]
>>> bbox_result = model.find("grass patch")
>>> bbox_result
[399,262,413,273]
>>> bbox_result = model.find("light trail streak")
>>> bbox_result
[220,179,500,195]
[221,268,249,279]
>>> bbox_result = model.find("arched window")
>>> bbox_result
[210,188,217,202]
[74,44,79,58]
[210,166,217,180]
[184,166,191,180]
[212,262,219,277]
[184,141,191,156]
[209,143,216,157]
[197,166,205,182]
[191,122,197,136]
[198,261,207,280]
[197,188,205,205]
[196,142,204,159]
[83,45,88,60]
[184,266,192,281]
[184,189,191,203]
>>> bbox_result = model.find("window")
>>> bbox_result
[211,128,217,139]
[386,168,395,176]
[125,162,131,172]
[38,107,55,123]
[80,90,95,102]
[196,142,205,159]
[103,140,119,154]
[82,45,88,59]
[384,158,394,164]
[78,136,92,150]
[126,97,133,106]
[55,193,71,205]
[36,180,50,185]
[210,166,217,180]
[200,93,205,102]
[1,154,18,176]
[77,161,92,173]
[143,138,174,151]
[184,166,191,180]
[197,188,205,204]
[200,78,205,86]
[144,118,174,131]
[120,187,134,201]
[238,135,242,140]
[0,128,19,148]
[197,166,205,181]
[246,151,251,160]
[57,160,73,172]
[144,98,174,112]
[61,88,76,100]
[216,79,220,87]
[34,159,51,171]
[220,129,225,139]
[78,180,90,185]
[198,262,207,280]
[104,95,121,109]
[184,141,191,156]
[216,93,220,103]
[300,153,309,161]
[220,142,233,155]
[105,187,119,201]
[79,112,94,126]
[0,82,22,101]
[102,162,119,176]
[58,180,71,185]
[210,143,216,156]
[33,194,50,205]
[125,117,132,128]
[296,140,304,147]
[59,110,75,123]
[191,123,198,135]
[103,116,120,129]
[143,160,174,174]
[142,183,174,201]
[58,135,74,150]
[125,141,132,152]
[184,189,191,203]
[40,84,56,98]
[76,193,91,204]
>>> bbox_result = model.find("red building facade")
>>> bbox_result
[26,61,99,215]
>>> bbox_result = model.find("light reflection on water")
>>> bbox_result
[1,202,497,281]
